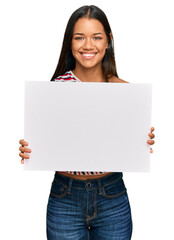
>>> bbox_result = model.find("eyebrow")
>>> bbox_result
[73,33,103,35]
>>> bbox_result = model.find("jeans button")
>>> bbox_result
[86,182,91,188]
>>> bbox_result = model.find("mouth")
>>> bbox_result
[80,52,97,60]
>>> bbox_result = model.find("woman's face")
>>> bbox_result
[71,17,108,70]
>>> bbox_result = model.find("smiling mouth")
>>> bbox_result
[80,52,97,59]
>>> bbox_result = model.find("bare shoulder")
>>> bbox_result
[108,76,129,83]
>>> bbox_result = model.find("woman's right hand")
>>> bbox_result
[19,139,32,164]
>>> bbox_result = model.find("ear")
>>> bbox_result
[109,33,113,41]
[106,33,113,49]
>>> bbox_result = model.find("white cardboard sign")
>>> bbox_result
[24,81,152,172]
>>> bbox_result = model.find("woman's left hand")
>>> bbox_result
[147,127,155,153]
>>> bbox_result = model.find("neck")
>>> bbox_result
[72,65,106,82]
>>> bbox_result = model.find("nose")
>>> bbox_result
[83,38,94,50]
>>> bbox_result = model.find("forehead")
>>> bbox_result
[73,17,105,33]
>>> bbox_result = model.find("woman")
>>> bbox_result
[19,5,155,240]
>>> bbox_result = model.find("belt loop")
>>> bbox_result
[98,180,103,194]
[67,178,73,194]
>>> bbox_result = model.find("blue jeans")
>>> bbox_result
[47,172,132,239]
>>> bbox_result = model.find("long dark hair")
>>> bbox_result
[50,5,118,81]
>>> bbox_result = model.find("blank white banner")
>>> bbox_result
[24,81,152,172]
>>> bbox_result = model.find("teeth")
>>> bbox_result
[82,54,95,57]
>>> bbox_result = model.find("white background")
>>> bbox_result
[0,0,173,239]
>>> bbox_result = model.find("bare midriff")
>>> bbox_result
[57,171,113,180]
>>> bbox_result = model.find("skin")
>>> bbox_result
[71,17,109,83]
[19,17,155,180]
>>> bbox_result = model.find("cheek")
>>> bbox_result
[97,40,108,51]
[71,41,82,52]
[97,43,108,56]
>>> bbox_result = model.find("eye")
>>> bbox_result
[74,37,84,40]
[93,37,102,40]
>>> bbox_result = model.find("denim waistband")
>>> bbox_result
[54,172,123,194]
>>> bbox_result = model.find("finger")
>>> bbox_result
[19,152,30,159]
[19,146,31,153]
[151,127,155,132]
[147,140,155,145]
[150,148,153,153]
[19,139,28,146]
[21,159,24,164]
[148,133,155,139]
